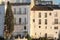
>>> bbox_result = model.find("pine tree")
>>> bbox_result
[4,1,14,36]
[27,34,32,40]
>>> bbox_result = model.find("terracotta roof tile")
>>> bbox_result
[31,5,60,11]
[31,6,53,11]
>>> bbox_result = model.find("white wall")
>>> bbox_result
[30,10,60,39]
[11,5,30,36]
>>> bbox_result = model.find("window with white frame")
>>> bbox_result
[19,8,21,14]
[14,8,16,14]
[45,13,47,18]
[19,18,21,24]
[24,8,26,14]
[39,19,41,24]
[54,12,58,17]
[54,19,58,24]
[24,18,26,24]
[39,12,41,18]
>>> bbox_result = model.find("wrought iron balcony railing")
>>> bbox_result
[14,23,28,25]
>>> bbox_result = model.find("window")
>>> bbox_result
[54,19,58,24]
[45,13,47,18]
[14,8,16,14]
[49,13,52,16]
[19,18,21,24]
[50,27,52,29]
[45,33,47,37]
[54,12,58,17]
[54,26,58,29]
[45,19,47,25]
[35,33,36,35]
[35,0,39,5]
[56,32,57,34]
[33,19,35,22]
[45,26,47,29]
[40,33,41,35]
[24,8,26,14]
[19,8,21,14]
[39,26,41,28]
[24,26,26,30]
[24,18,26,24]
[39,12,41,17]
[39,19,41,24]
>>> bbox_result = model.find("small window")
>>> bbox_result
[45,26,47,29]
[19,8,21,14]
[19,18,21,24]
[54,12,58,17]
[24,26,26,30]
[56,32,57,34]
[45,13,47,18]
[50,27,52,29]
[40,33,41,35]
[39,12,41,17]
[33,19,35,22]
[45,33,47,37]
[49,13,52,16]
[24,8,26,14]
[45,19,47,25]
[35,33,36,35]
[39,26,41,28]
[54,19,58,24]
[24,18,26,24]
[39,19,41,24]
[54,26,58,29]
[14,8,16,14]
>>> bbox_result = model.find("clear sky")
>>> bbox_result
[54,0,60,4]
[43,0,60,4]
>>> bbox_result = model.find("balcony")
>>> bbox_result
[14,12,26,15]
[14,23,28,25]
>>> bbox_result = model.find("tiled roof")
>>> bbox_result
[31,4,60,11]
[31,6,53,11]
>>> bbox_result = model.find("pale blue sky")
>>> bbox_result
[54,0,60,4]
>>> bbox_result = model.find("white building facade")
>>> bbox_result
[4,0,30,37]
[30,0,60,39]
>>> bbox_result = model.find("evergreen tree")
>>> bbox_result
[58,31,60,40]
[27,34,32,40]
[4,1,14,37]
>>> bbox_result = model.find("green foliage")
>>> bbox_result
[27,34,32,40]
[58,31,60,40]
[5,1,14,34]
